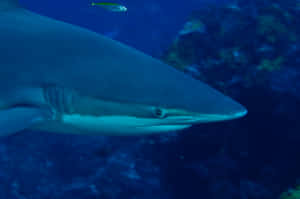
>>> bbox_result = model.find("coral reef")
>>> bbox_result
[163,37,199,71]
[257,15,288,43]
[219,47,248,68]
[162,0,299,92]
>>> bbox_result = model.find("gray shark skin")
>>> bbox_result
[0,0,247,136]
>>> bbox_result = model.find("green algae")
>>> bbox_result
[257,14,297,43]
[258,57,284,71]
[257,15,288,43]
[280,185,300,199]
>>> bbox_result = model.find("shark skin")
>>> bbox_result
[0,0,247,136]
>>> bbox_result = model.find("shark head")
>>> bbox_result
[0,0,247,136]
[38,79,247,135]
[30,53,247,135]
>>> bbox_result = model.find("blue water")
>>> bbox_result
[1,0,300,198]
[20,0,223,55]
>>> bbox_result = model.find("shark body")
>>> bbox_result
[0,0,247,136]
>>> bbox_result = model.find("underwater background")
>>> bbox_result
[1,0,300,198]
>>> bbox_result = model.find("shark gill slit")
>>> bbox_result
[41,85,160,121]
[42,85,76,120]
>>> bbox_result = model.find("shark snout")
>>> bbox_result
[190,95,248,123]
[168,79,248,124]
[215,95,248,119]
[228,103,248,119]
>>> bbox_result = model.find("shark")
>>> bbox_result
[0,0,247,136]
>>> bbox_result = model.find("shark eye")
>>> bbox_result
[153,107,167,118]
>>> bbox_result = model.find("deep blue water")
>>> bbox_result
[1,0,300,198]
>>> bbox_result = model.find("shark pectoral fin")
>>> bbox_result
[0,107,46,136]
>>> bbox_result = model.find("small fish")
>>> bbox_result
[91,2,127,12]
